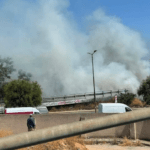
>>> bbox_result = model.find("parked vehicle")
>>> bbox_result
[0,107,4,114]
[98,103,132,113]
[5,107,41,114]
[36,106,48,114]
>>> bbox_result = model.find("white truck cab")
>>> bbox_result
[98,103,132,113]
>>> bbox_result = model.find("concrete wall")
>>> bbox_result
[130,120,150,140]
[0,113,149,140]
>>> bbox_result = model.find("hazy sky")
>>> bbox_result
[0,0,150,97]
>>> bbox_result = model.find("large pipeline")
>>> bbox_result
[0,108,150,149]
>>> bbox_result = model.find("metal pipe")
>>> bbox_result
[0,108,150,150]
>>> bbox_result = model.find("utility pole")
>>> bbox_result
[88,50,97,113]
[149,59,150,77]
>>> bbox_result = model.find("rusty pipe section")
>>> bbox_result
[0,108,150,149]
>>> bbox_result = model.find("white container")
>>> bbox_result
[36,106,48,114]
[98,103,132,113]
[5,107,41,114]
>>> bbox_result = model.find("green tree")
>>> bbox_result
[117,93,136,105]
[137,76,150,104]
[3,79,42,107]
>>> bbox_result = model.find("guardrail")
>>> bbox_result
[0,89,129,104]
[42,89,129,102]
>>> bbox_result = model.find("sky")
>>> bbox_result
[69,0,150,39]
[0,0,150,97]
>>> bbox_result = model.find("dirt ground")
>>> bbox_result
[86,144,150,150]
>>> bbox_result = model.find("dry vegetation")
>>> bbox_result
[130,98,146,107]
[20,136,88,150]
[48,97,115,112]
[119,136,142,146]
[0,129,88,150]
[130,98,143,107]
[0,129,13,137]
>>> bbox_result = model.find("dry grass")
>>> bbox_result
[130,98,143,107]
[21,135,88,150]
[134,140,142,146]
[49,106,58,112]
[48,97,117,112]
[112,137,118,145]
[119,136,133,146]
[119,136,142,147]
[0,129,88,150]
[0,128,13,137]
[102,141,106,144]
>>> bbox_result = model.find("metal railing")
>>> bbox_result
[0,89,129,104]
[42,89,129,102]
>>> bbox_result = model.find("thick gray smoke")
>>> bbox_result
[0,0,149,97]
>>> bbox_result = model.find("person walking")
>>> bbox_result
[27,114,36,131]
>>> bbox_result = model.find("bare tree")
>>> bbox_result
[18,69,32,81]
[0,56,16,80]
[0,56,16,99]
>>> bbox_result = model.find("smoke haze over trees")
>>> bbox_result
[0,0,149,97]
[18,69,32,81]
[0,56,16,81]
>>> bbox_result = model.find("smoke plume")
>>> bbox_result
[0,0,149,96]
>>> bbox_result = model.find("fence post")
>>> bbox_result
[125,89,126,94]
[134,123,137,140]
[64,95,66,100]
[102,91,104,101]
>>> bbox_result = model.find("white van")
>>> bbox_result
[98,103,132,113]
[5,107,41,114]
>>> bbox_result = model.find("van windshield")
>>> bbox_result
[125,107,132,112]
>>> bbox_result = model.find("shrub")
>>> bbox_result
[137,76,150,104]
[3,79,42,107]
[117,93,136,105]
[107,97,115,103]
[130,98,143,107]
[119,136,141,146]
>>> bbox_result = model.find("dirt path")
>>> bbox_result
[86,144,150,150]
